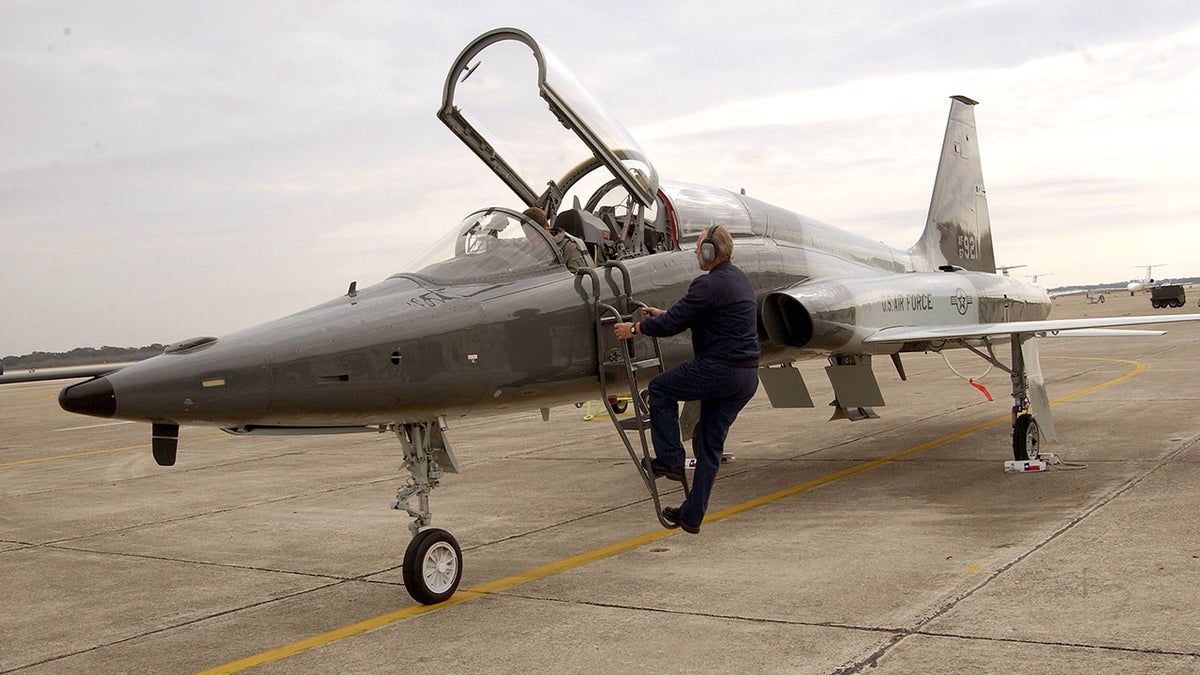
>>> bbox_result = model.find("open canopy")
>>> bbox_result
[438,27,659,212]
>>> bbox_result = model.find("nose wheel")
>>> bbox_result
[402,528,463,605]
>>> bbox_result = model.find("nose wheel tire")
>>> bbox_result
[402,528,462,605]
[1012,413,1040,461]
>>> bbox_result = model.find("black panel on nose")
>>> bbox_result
[59,377,116,418]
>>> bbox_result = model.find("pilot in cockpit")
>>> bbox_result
[524,207,585,273]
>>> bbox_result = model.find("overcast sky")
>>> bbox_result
[3,1,1198,356]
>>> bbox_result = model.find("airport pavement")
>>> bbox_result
[2,289,1198,673]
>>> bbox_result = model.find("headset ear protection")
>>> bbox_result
[700,228,718,264]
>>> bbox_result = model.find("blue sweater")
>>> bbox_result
[640,261,760,368]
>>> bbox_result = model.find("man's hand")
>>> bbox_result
[616,306,664,339]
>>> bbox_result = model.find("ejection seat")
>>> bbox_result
[554,209,608,265]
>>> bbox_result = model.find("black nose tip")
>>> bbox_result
[59,377,116,418]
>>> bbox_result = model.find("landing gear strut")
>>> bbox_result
[956,331,1055,461]
[1006,333,1052,462]
[391,419,463,604]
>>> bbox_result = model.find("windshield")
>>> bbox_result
[401,208,561,282]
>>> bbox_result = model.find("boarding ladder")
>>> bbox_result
[578,261,689,529]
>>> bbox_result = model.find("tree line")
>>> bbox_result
[2,345,164,370]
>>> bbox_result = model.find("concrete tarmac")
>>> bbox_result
[2,289,1199,673]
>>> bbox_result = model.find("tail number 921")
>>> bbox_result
[957,233,979,260]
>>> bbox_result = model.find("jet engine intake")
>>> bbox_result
[761,282,856,351]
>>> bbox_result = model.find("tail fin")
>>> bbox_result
[909,95,995,273]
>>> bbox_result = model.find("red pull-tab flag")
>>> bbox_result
[969,379,993,401]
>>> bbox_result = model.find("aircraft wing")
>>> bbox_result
[862,314,1200,345]
[1048,288,1089,298]
[0,362,136,384]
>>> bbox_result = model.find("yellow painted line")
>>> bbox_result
[0,443,156,468]
[56,420,137,432]
[200,357,1148,674]
[197,528,679,675]
[0,434,229,468]
[1045,357,1147,404]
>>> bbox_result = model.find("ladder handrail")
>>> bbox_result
[577,265,687,529]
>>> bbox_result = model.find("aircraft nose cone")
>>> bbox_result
[59,377,116,418]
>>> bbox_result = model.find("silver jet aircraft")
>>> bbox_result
[42,28,1200,604]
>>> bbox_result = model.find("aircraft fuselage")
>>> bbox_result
[60,212,1050,430]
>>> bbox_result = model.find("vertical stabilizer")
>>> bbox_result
[909,96,995,273]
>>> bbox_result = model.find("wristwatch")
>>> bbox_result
[630,323,638,335]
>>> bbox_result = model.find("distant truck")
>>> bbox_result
[1150,284,1186,308]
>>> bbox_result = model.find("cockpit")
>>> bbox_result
[403,208,561,282]
[401,27,762,283]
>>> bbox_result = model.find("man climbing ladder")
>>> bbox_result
[613,225,760,534]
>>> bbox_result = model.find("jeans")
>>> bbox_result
[648,359,759,527]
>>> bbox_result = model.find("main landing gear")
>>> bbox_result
[390,419,463,604]
[953,331,1054,462]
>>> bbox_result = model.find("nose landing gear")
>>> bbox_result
[391,419,463,604]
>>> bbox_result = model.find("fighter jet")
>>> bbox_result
[30,28,1200,604]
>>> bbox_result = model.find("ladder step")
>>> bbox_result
[600,315,643,325]
[587,286,690,520]
[602,358,661,371]
[619,416,650,431]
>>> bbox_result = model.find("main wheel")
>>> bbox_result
[402,528,462,605]
[1012,413,1040,461]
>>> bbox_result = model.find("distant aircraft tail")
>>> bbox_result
[909,95,996,273]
